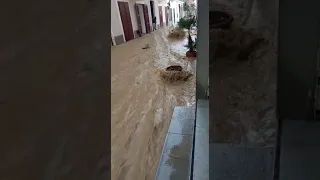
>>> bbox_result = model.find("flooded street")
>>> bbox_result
[111,29,195,180]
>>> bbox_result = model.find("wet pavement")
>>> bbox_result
[111,29,196,180]
[155,106,195,180]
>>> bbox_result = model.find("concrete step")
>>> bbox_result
[154,106,195,180]
[193,99,209,180]
[278,119,320,180]
[155,100,276,180]
[210,143,275,180]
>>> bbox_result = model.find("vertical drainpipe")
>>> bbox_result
[196,0,209,100]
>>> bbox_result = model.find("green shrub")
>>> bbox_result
[178,16,197,52]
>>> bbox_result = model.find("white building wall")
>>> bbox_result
[111,29,116,45]
[153,1,160,27]
[138,5,146,33]
[162,5,166,25]
[170,1,183,26]
[152,0,167,27]
[136,0,153,32]
[146,1,153,29]
[111,0,139,40]
[111,0,175,43]
[144,0,154,31]
[141,0,173,29]
[111,0,124,37]
[127,0,139,32]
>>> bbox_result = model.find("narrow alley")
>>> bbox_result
[111,29,196,180]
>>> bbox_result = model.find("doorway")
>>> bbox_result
[150,1,156,31]
[135,4,151,35]
[118,1,134,41]
[142,4,151,33]
[165,7,169,26]
[136,4,146,34]
[150,1,155,19]
[158,6,163,27]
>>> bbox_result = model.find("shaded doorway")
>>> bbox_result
[150,1,156,31]
[169,8,172,22]
[118,1,134,41]
[165,7,169,26]
[135,4,144,36]
[135,4,151,35]
[158,6,163,27]
[143,4,151,33]
[150,1,155,19]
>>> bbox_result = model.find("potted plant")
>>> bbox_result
[184,36,197,57]
[177,16,197,57]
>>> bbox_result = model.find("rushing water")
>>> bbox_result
[111,29,196,180]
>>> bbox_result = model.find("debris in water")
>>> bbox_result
[142,44,150,49]
[167,27,186,39]
[166,65,183,71]
[159,69,193,82]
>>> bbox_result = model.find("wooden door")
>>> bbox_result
[165,7,169,26]
[118,1,134,41]
[135,4,143,36]
[158,6,163,27]
[143,5,151,33]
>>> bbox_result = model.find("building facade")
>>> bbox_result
[111,0,184,45]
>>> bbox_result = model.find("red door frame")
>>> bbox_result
[135,4,143,36]
[118,1,134,41]
[158,6,163,27]
[143,4,151,33]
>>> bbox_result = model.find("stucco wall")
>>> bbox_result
[136,0,154,31]
[162,5,167,24]
[149,0,170,27]
[154,2,167,26]
[0,0,109,179]
[146,1,154,29]
[141,0,155,30]
[153,1,160,26]
[170,2,182,26]
[111,0,124,36]
[111,0,138,37]
[128,0,139,31]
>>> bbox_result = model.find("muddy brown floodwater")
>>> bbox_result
[111,29,196,180]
